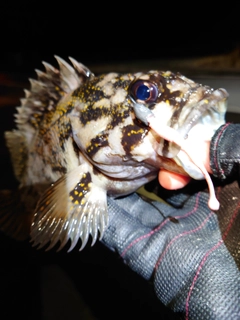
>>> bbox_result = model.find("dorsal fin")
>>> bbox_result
[14,56,93,130]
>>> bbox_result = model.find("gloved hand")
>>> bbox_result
[102,181,240,319]
[101,123,240,319]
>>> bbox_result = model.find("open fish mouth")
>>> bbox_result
[131,83,228,211]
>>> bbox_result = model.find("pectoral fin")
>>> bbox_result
[30,165,109,252]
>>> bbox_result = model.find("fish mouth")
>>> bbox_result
[132,86,229,211]
[134,86,228,180]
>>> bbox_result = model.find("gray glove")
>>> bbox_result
[102,123,240,319]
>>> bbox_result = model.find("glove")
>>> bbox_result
[102,166,240,319]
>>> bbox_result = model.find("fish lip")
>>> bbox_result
[175,88,228,139]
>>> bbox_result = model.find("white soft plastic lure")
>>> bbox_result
[133,104,220,210]
[0,57,228,251]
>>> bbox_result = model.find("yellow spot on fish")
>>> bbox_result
[81,199,86,205]
[162,71,171,77]
[128,129,144,136]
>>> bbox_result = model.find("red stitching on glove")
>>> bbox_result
[121,193,201,258]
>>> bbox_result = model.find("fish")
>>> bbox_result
[0,56,228,251]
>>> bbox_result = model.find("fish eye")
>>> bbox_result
[129,80,158,103]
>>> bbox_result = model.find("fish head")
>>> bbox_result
[70,70,228,180]
[128,70,228,179]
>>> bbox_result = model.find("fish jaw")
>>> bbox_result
[132,97,228,211]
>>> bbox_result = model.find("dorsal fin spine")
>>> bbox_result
[14,56,91,130]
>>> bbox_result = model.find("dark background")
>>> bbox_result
[1,4,240,72]
[0,5,240,320]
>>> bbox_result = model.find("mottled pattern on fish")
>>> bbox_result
[2,56,228,251]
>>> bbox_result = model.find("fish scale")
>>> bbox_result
[0,56,228,251]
